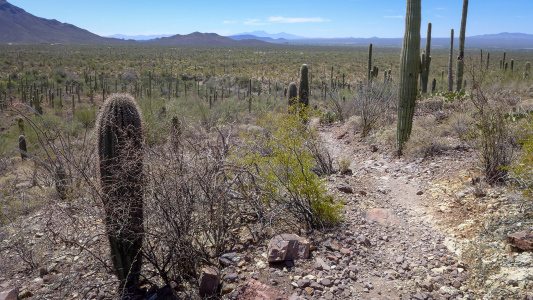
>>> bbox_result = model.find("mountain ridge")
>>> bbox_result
[145,31,271,46]
[0,0,126,44]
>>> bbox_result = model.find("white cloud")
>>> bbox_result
[244,19,268,26]
[384,15,403,19]
[268,16,328,23]
[223,20,238,24]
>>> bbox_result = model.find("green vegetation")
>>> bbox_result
[234,110,342,228]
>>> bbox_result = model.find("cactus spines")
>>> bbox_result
[19,135,27,160]
[55,164,68,200]
[368,43,373,83]
[397,0,421,154]
[287,82,298,108]
[448,29,454,92]
[455,0,468,91]
[421,23,432,94]
[96,93,144,290]
[299,64,309,106]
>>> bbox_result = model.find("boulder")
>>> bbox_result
[267,234,310,263]
[0,289,18,300]
[199,267,220,297]
[507,231,533,251]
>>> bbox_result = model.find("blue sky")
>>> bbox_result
[8,0,533,38]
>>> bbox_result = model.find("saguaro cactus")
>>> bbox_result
[525,62,531,78]
[397,0,421,154]
[455,0,469,91]
[421,23,432,94]
[287,82,298,108]
[448,29,454,92]
[19,135,27,160]
[96,93,144,290]
[299,64,309,106]
[368,43,373,83]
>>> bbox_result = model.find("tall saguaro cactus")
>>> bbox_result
[455,0,469,91]
[421,23,432,94]
[448,29,454,92]
[397,0,421,154]
[96,93,144,290]
[367,43,373,83]
[299,64,309,106]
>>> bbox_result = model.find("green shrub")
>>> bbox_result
[510,130,533,204]
[233,110,342,228]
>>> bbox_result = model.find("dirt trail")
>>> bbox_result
[316,124,471,299]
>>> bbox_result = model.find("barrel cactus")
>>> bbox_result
[96,93,144,290]
[397,0,421,154]
[299,65,309,106]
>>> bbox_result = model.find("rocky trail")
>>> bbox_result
[222,123,532,300]
[1,122,533,300]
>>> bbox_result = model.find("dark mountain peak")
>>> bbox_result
[0,0,25,14]
[0,0,127,44]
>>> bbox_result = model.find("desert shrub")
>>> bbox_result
[510,130,533,208]
[338,156,351,174]
[233,110,342,229]
[403,115,450,159]
[448,111,475,139]
[469,91,515,184]
[327,82,396,137]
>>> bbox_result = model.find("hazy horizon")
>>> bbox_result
[7,0,533,39]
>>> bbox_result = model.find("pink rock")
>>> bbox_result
[326,254,339,264]
[340,248,352,255]
[236,279,287,300]
[199,267,220,297]
[267,234,310,263]
[507,231,533,251]
[363,208,403,226]
[0,288,18,300]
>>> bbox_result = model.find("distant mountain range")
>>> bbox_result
[106,34,173,41]
[0,0,268,46]
[227,32,533,49]
[145,32,270,46]
[229,31,306,40]
[1,0,533,49]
